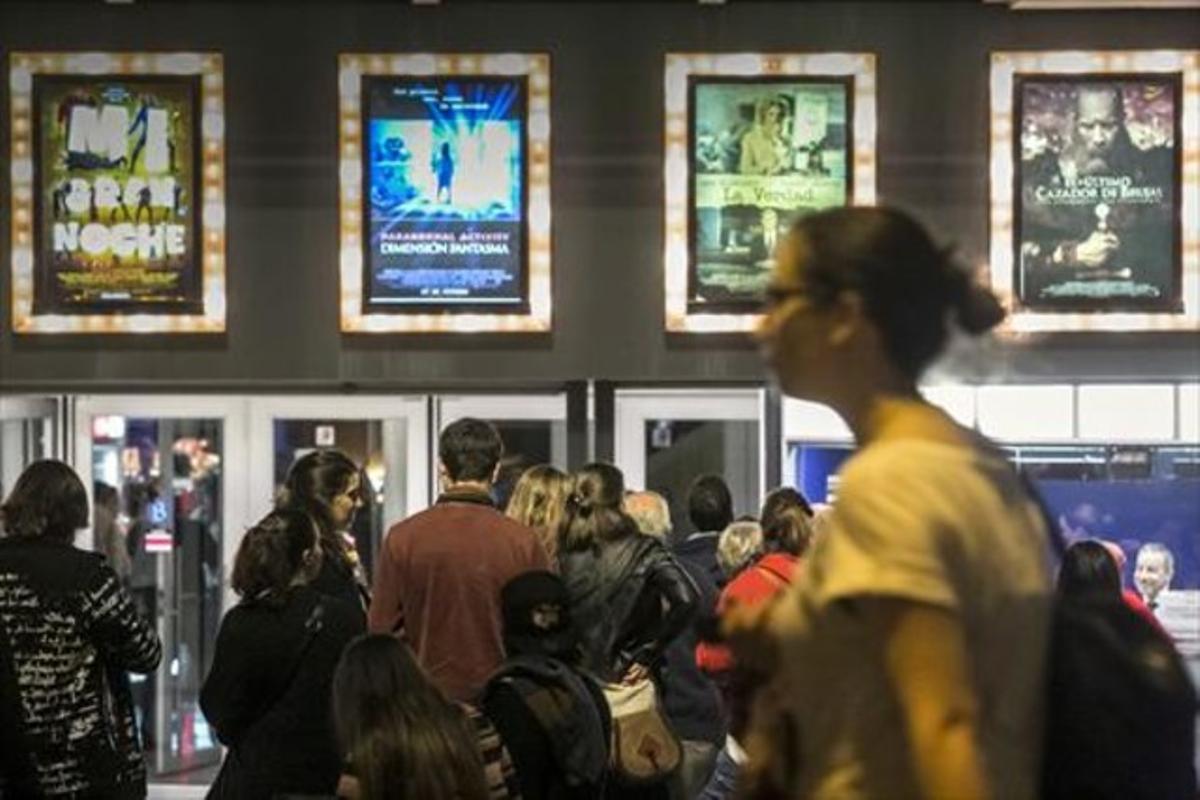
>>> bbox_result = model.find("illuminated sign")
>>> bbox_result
[9,52,226,334]
[990,50,1200,333]
[664,53,877,333]
[339,54,551,334]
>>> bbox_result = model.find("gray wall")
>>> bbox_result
[1,1,1198,392]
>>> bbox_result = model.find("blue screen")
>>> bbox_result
[364,77,526,308]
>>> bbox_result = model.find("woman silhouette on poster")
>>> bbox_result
[433,141,456,205]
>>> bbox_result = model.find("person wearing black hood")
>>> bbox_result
[483,570,612,800]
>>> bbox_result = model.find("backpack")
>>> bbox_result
[484,655,611,799]
[601,678,682,786]
[1042,596,1197,799]
[1021,474,1198,800]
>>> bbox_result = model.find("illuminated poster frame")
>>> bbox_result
[664,53,877,334]
[338,53,552,334]
[990,50,1200,333]
[9,52,226,334]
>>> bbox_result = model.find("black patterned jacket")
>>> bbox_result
[0,537,161,798]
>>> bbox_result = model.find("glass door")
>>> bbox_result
[0,396,60,500]
[614,388,764,538]
[248,396,430,584]
[73,396,248,784]
[433,393,568,510]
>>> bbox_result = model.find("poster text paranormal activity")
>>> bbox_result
[689,77,851,310]
[1015,75,1182,313]
[363,75,528,311]
[34,75,201,315]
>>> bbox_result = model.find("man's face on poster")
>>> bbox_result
[1074,87,1122,164]
[1134,550,1171,602]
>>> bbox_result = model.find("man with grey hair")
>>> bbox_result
[623,490,672,540]
[716,520,765,582]
[1134,542,1175,610]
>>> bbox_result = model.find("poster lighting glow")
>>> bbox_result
[339,53,551,334]
[9,52,226,334]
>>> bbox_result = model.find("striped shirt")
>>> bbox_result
[465,704,523,799]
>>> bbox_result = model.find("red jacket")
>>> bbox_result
[696,552,798,675]
[368,490,549,702]
[1123,589,1169,638]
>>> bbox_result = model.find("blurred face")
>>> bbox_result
[755,233,834,400]
[329,473,363,530]
[1075,89,1121,161]
[1134,551,1170,601]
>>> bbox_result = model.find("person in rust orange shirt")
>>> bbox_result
[368,418,549,703]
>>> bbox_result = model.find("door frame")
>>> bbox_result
[432,392,569,496]
[246,394,432,557]
[72,395,250,613]
[613,387,766,495]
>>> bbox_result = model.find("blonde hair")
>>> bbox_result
[717,520,764,579]
[506,464,570,560]
[623,491,671,540]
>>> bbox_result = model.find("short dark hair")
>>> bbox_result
[231,508,318,606]
[760,486,813,524]
[687,474,733,533]
[439,418,503,483]
[1,460,88,543]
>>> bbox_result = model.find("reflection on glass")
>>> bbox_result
[91,417,223,781]
[644,420,760,538]
[1006,444,1200,593]
[272,420,388,579]
[0,416,52,500]
[787,440,1200,672]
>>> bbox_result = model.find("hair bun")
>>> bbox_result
[565,493,593,519]
[938,248,1005,336]
[954,281,1006,335]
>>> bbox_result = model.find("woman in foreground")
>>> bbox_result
[747,206,1052,800]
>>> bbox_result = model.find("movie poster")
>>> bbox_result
[1015,76,1182,313]
[690,78,850,310]
[34,75,200,314]
[363,76,527,311]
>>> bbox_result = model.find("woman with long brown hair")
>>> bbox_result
[277,449,369,619]
[557,463,698,686]
[201,507,364,798]
[332,634,519,799]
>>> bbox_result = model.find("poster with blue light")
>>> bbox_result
[363,76,527,311]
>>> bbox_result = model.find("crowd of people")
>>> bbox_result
[1,206,1194,799]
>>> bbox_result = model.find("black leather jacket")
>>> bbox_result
[559,528,699,682]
